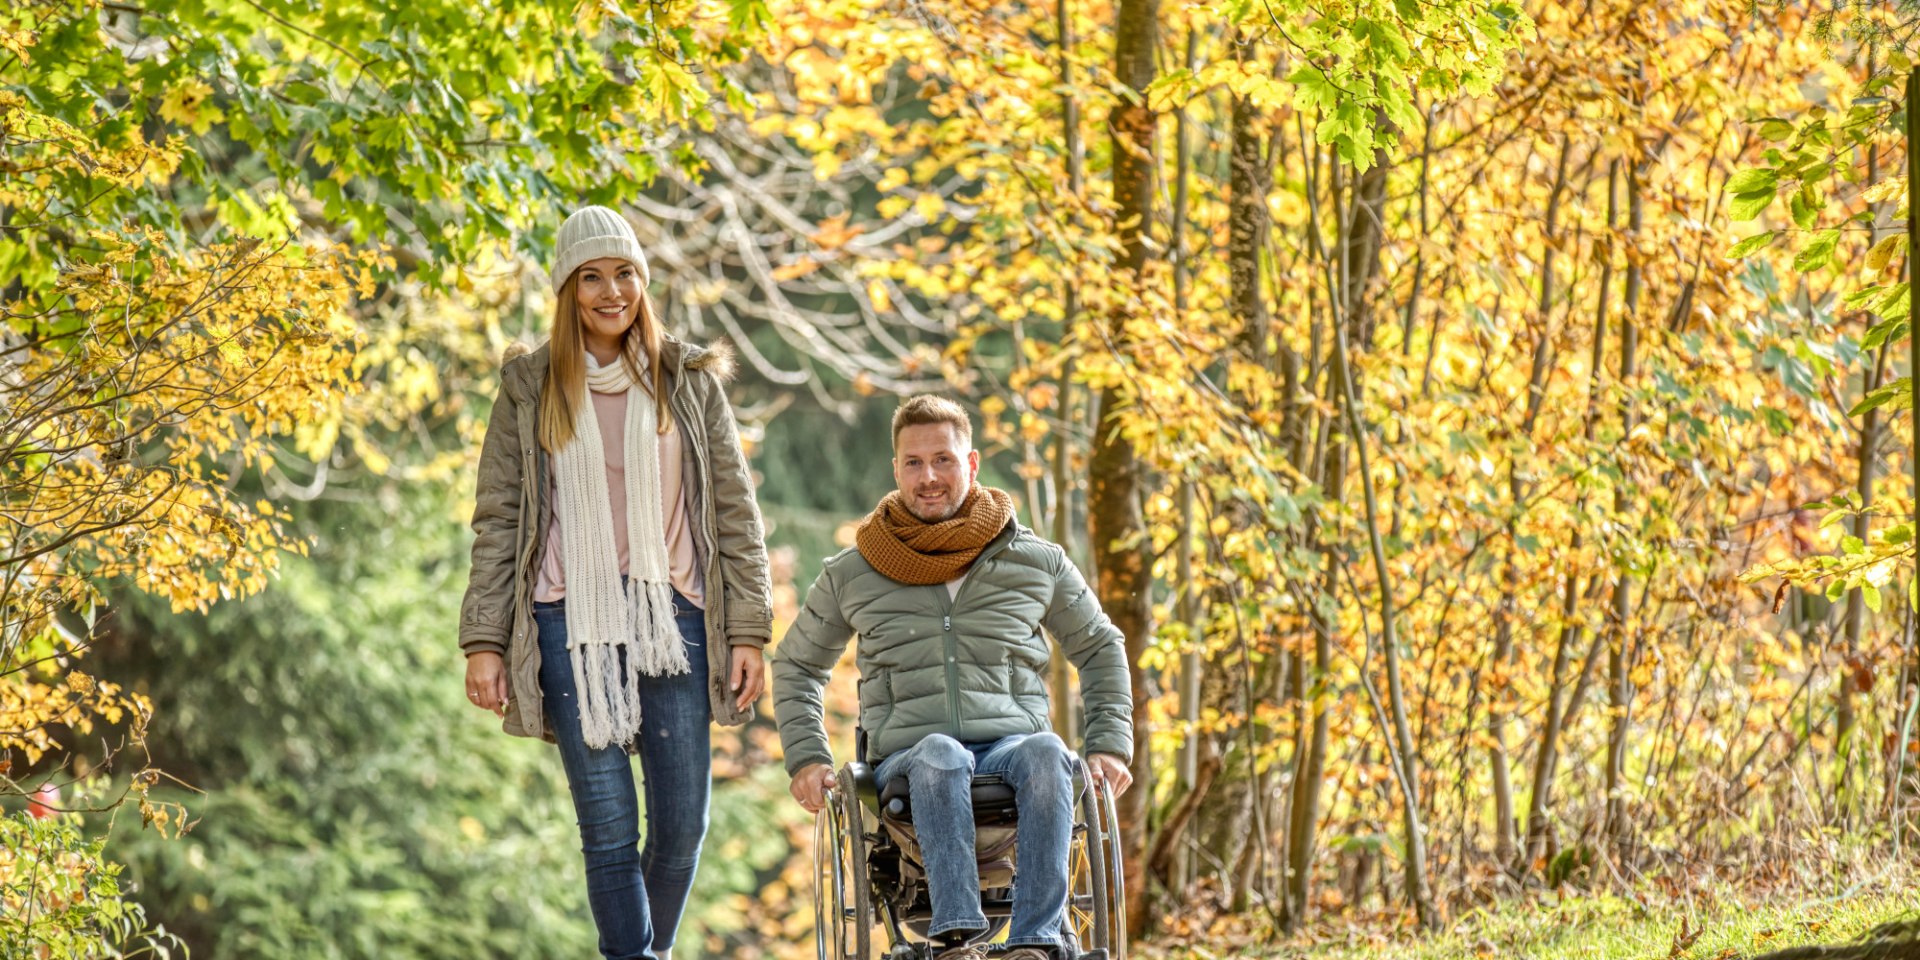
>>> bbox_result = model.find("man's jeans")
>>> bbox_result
[874,732,1076,949]
[535,590,710,960]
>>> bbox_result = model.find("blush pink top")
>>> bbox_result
[533,385,705,607]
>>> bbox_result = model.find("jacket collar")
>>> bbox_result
[506,334,715,393]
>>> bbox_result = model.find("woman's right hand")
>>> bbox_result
[465,652,510,717]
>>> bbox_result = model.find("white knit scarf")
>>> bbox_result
[555,351,689,750]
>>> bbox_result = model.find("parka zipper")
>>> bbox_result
[936,530,1017,742]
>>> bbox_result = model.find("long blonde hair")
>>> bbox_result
[538,274,672,452]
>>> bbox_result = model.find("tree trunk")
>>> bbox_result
[1490,136,1570,875]
[1048,0,1088,746]
[1333,268,1435,931]
[1100,0,1159,936]
[1320,112,1430,923]
[1168,27,1201,897]
[1604,163,1645,855]
[1838,346,1887,820]
[1283,127,1339,933]
[1523,145,1597,865]
[1229,64,1272,366]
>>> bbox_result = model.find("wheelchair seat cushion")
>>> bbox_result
[878,772,1018,822]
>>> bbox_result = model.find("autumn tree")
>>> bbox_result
[3,0,764,946]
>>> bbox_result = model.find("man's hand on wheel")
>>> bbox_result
[1086,752,1132,796]
[790,762,837,814]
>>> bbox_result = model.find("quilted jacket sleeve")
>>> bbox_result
[771,563,855,774]
[1041,547,1134,762]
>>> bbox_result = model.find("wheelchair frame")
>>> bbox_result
[813,737,1127,960]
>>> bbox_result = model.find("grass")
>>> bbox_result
[1144,866,1920,959]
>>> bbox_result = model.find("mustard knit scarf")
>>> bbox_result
[856,486,1015,585]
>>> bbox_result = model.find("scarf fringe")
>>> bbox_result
[629,578,691,678]
[572,640,641,750]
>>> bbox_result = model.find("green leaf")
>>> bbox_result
[1730,190,1774,222]
[1887,524,1914,545]
[1843,387,1889,418]
[1864,584,1883,613]
[1843,535,1865,555]
[1873,283,1912,322]
[1761,406,1794,435]
[1846,284,1888,308]
[1861,316,1907,351]
[1791,189,1819,230]
[1760,118,1794,141]
[727,0,772,31]
[1848,377,1914,417]
[1288,65,1339,111]
[1793,228,1841,272]
[1727,231,1777,259]
[1726,168,1779,194]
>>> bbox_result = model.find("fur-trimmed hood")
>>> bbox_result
[670,336,737,383]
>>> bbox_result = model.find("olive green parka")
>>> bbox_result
[771,520,1133,772]
[458,338,773,739]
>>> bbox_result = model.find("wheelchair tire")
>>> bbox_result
[1069,771,1127,960]
[838,767,876,960]
[1095,777,1126,960]
[815,775,875,960]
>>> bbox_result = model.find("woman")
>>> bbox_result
[458,205,773,960]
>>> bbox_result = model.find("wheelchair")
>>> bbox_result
[813,730,1127,960]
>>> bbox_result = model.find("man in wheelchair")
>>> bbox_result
[771,395,1134,960]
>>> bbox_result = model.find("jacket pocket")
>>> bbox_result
[1009,662,1049,729]
[861,668,896,746]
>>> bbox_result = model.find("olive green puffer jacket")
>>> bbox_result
[458,337,773,741]
[770,519,1133,773]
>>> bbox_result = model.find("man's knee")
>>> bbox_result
[1017,732,1070,762]
[915,733,974,774]
[1011,733,1074,791]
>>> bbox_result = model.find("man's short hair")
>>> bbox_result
[891,395,972,451]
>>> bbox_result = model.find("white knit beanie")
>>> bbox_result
[550,205,650,292]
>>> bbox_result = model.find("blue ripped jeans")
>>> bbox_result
[535,590,710,960]
[874,732,1076,950]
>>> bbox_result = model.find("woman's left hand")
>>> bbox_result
[728,645,765,712]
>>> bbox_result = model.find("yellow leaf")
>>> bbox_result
[877,195,912,219]
[158,78,224,135]
[1862,177,1907,204]
[1866,234,1906,273]
[771,258,821,282]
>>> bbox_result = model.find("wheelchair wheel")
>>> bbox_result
[1095,775,1126,960]
[1068,773,1127,960]
[814,773,875,960]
